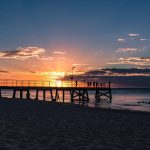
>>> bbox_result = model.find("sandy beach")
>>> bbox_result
[0,98,150,150]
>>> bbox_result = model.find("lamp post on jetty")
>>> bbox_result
[71,67,75,80]
[71,67,75,87]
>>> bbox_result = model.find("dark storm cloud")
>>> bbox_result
[85,68,150,76]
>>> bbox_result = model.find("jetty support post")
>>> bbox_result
[20,90,23,99]
[70,89,89,103]
[62,90,65,102]
[50,89,55,101]
[26,89,30,99]
[79,90,81,102]
[43,89,46,101]
[35,89,39,100]
[83,89,89,102]
[80,89,89,103]
[55,89,60,101]
[109,81,112,103]
[70,89,74,103]
[0,89,1,98]
[13,89,16,98]
[95,82,112,103]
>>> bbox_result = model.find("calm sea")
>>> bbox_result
[1,88,150,112]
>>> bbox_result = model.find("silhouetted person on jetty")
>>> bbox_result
[89,82,92,87]
[87,82,89,87]
[96,82,98,87]
[75,81,78,87]
[26,91,30,99]
[93,82,96,87]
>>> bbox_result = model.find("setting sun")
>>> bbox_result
[56,80,62,87]
[49,72,65,79]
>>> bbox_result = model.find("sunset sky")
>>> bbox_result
[0,0,150,82]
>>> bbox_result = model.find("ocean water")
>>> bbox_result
[111,88,150,112]
[1,88,150,112]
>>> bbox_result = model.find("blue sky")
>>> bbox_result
[0,0,149,47]
[0,0,150,80]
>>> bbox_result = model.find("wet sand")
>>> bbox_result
[0,98,150,150]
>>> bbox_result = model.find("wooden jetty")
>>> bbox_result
[0,80,112,103]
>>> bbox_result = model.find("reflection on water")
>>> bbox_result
[112,88,150,112]
[1,88,150,112]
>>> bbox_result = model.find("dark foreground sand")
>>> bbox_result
[0,98,150,150]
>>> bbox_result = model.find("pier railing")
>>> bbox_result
[0,80,112,102]
[0,80,110,89]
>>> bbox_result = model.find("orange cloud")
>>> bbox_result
[53,51,66,55]
[0,47,45,60]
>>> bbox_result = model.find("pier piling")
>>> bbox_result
[13,90,16,98]
[62,90,65,102]
[43,90,46,101]
[0,89,1,98]
[20,90,23,99]
[35,89,39,100]
[26,90,30,99]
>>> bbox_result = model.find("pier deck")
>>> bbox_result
[0,80,112,103]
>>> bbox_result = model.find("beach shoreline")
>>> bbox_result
[0,98,150,150]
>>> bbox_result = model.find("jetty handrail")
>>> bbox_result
[0,80,111,88]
